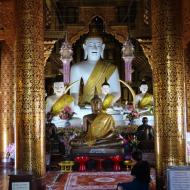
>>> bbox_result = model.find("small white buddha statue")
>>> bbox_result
[70,34,121,106]
[134,80,154,114]
[46,79,81,127]
[99,78,116,110]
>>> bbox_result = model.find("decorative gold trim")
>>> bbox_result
[44,40,56,65]
[119,80,136,106]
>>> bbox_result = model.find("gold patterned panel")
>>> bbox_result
[182,0,190,132]
[106,25,128,44]
[152,0,186,188]
[16,0,45,177]
[0,0,16,161]
[138,39,153,69]
[0,43,15,161]
[44,40,56,65]
[184,44,190,132]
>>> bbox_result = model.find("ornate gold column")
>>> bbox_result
[0,0,16,161]
[16,0,45,177]
[152,0,186,189]
[182,0,190,132]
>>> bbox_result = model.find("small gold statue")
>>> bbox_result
[70,87,124,149]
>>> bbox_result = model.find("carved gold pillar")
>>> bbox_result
[0,0,16,162]
[16,0,45,177]
[152,0,186,189]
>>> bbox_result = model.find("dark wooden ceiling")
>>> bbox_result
[56,0,131,6]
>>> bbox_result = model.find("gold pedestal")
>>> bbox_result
[58,161,75,172]
[123,160,133,171]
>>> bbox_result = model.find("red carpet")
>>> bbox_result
[64,171,131,190]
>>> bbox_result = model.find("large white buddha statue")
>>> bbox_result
[70,35,121,107]
[46,79,81,127]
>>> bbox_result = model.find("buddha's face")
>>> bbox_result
[53,82,65,96]
[101,85,110,95]
[91,97,103,113]
[139,84,148,94]
[83,37,105,61]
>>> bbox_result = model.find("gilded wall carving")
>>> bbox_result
[0,0,16,160]
[16,0,45,177]
[0,43,15,160]
[182,0,190,132]
[184,44,190,132]
[138,39,153,69]
[44,40,56,65]
[152,0,186,187]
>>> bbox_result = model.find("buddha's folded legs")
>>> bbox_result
[70,136,124,148]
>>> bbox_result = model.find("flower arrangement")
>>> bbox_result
[126,110,140,122]
[123,134,140,153]
[6,143,15,160]
[59,106,75,120]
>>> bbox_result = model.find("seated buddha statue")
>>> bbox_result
[134,80,154,115]
[70,29,121,106]
[46,78,81,127]
[99,78,115,111]
[70,88,124,149]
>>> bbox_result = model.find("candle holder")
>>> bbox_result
[74,156,89,172]
[110,155,123,171]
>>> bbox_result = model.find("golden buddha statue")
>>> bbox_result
[70,88,124,151]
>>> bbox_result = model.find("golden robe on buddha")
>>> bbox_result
[85,112,115,146]
[51,94,74,116]
[102,94,114,110]
[80,60,116,105]
[138,93,153,109]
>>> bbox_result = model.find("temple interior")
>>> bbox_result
[0,0,190,190]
